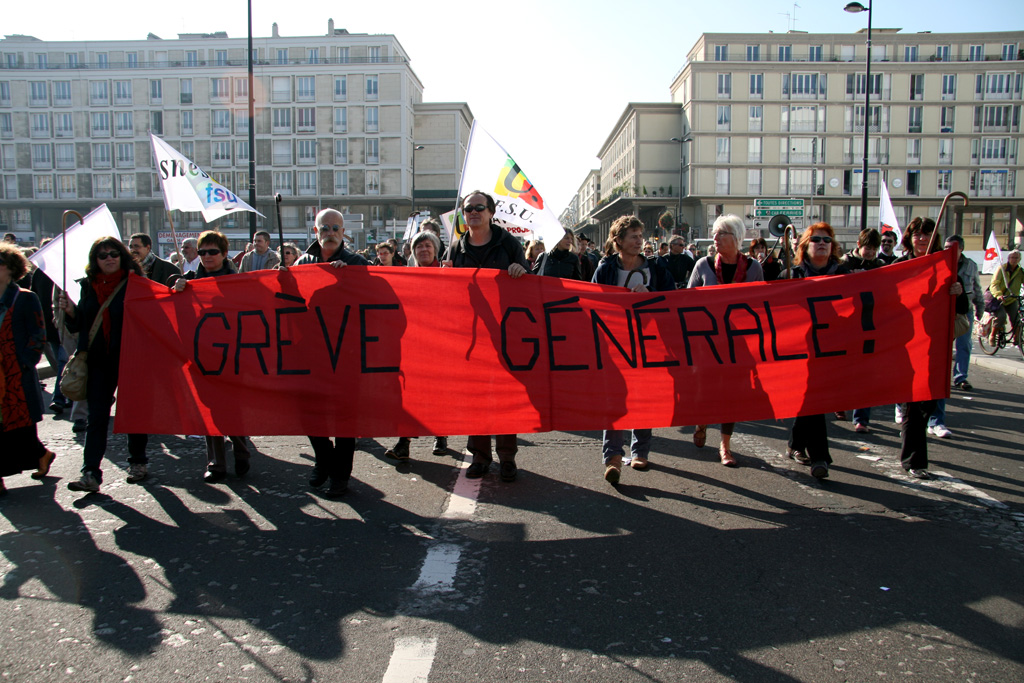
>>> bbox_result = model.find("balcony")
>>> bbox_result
[30,126,50,138]
[273,153,292,165]
[56,157,75,169]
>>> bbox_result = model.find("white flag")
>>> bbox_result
[878,179,901,243]
[457,122,565,251]
[982,229,1003,275]
[29,204,121,302]
[150,133,262,222]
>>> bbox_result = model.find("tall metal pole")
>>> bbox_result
[247,0,257,241]
[411,144,424,217]
[860,5,873,233]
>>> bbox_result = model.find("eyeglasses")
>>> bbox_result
[881,239,895,245]
[319,224,342,233]
[96,250,120,260]
[808,236,833,244]
[463,204,488,214]
[197,248,221,256]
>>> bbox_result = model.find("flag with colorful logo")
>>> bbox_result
[456,123,565,251]
[150,133,263,222]
[982,229,1003,275]
[878,179,901,243]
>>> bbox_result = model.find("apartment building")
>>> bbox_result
[573,29,1023,250]
[0,21,471,251]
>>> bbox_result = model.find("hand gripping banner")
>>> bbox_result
[114,253,955,437]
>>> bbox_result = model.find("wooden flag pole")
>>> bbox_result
[60,210,83,294]
[167,210,183,264]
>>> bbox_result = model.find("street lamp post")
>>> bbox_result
[411,144,424,217]
[845,1,872,233]
[670,135,693,240]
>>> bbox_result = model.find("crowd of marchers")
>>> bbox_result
[1,194,1021,496]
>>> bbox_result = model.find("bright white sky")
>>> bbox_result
[4,0,1022,212]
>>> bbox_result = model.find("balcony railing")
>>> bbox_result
[1,56,410,70]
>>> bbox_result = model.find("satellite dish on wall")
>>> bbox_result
[768,214,792,237]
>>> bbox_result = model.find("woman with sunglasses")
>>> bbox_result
[782,223,850,481]
[59,238,149,493]
[279,242,301,268]
[172,230,253,483]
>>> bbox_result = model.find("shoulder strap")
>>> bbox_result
[86,279,127,348]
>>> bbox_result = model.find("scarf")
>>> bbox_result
[92,270,126,343]
[714,253,749,284]
[141,251,157,275]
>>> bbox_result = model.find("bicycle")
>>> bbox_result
[977,299,1024,359]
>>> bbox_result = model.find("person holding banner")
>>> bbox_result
[532,229,583,281]
[59,238,151,492]
[171,230,253,483]
[0,243,56,495]
[687,215,763,467]
[593,215,676,483]
[443,191,530,482]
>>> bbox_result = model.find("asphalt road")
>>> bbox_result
[1,363,1022,682]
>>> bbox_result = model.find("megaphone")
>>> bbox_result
[767,214,792,237]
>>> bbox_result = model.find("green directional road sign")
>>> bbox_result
[754,198,805,208]
[754,209,804,217]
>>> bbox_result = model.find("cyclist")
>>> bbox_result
[987,249,1022,346]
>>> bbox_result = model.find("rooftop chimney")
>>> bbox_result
[272,22,279,38]
[328,18,335,35]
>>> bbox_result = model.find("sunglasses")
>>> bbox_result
[197,248,221,256]
[319,224,342,232]
[808,236,833,244]
[96,250,120,260]
[463,204,488,214]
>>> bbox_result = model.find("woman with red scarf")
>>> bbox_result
[687,215,764,467]
[0,243,55,495]
[59,238,148,493]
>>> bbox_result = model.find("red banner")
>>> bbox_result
[114,253,955,437]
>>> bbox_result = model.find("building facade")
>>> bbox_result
[0,21,471,251]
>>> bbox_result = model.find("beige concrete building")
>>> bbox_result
[0,21,471,251]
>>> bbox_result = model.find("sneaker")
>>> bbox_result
[894,405,904,424]
[126,463,148,484]
[385,438,411,460]
[953,380,973,391]
[907,468,931,480]
[787,449,811,465]
[309,466,328,488]
[72,419,88,433]
[810,461,829,480]
[854,423,869,434]
[432,437,448,455]
[67,472,100,493]
[928,425,952,438]
[203,470,226,483]
[499,461,517,482]
[465,460,491,479]
[834,411,848,421]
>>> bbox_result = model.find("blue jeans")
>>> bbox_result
[952,326,972,384]
[602,429,651,465]
[928,399,946,428]
[853,407,871,426]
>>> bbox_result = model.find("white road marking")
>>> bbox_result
[382,637,438,683]
[441,453,482,519]
[411,544,462,594]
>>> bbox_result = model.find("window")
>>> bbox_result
[785,105,822,132]
[34,174,54,199]
[236,140,250,163]
[273,171,293,195]
[277,49,288,65]
[717,73,731,97]
[55,143,74,169]
[981,138,1008,162]
[150,112,163,135]
[337,47,349,63]
[215,50,228,66]
[715,169,730,194]
[908,106,923,133]
[366,76,379,100]
[935,45,950,62]
[297,139,317,164]
[940,106,955,133]
[938,139,953,165]
[941,74,956,100]
[298,171,317,195]
[93,173,113,198]
[906,170,920,196]
[366,169,380,194]
[778,45,792,62]
[114,80,132,105]
[788,137,820,164]
[716,105,731,131]
[234,78,248,100]
[31,113,50,138]
[369,46,382,63]
[272,76,291,102]
[906,138,921,164]
[92,143,111,168]
[150,79,162,103]
[714,45,728,61]
[181,110,193,136]
[0,82,9,106]
[235,171,249,192]
[91,112,110,137]
[748,106,762,132]
[366,138,379,164]
[186,51,198,67]
[747,169,761,195]
[905,45,918,62]
[334,138,348,164]
[365,106,379,132]
[749,74,763,98]
[57,174,76,198]
[212,110,231,135]
[211,78,229,101]
[179,78,194,105]
[66,53,78,68]
[745,45,759,61]
[54,113,73,137]
[715,137,730,163]
[969,45,984,62]
[212,141,232,166]
[334,76,347,100]
[273,140,291,165]
[54,81,71,105]
[791,73,820,98]
[117,173,135,197]
[334,107,347,133]
[90,81,109,105]
[910,74,924,100]
[115,111,133,136]
[28,81,48,106]
[308,48,319,64]
[234,110,249,135]
[981,105,1013,131]
[116,142,134,167]
[97,53,108,69]
[3,176,17,199]
[937,170,952,192]
[1002,43,1018,61]
[808,45,823,62]
[273,108,292,133]
[748,138,762,163]
[296,76,315,101]
[983,72,1013,99]
[296,107,315,132]
[0,114,11,139]
[334,170,348,194]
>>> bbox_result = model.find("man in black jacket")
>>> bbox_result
[129,233,180,286]
[658,235,696,288]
